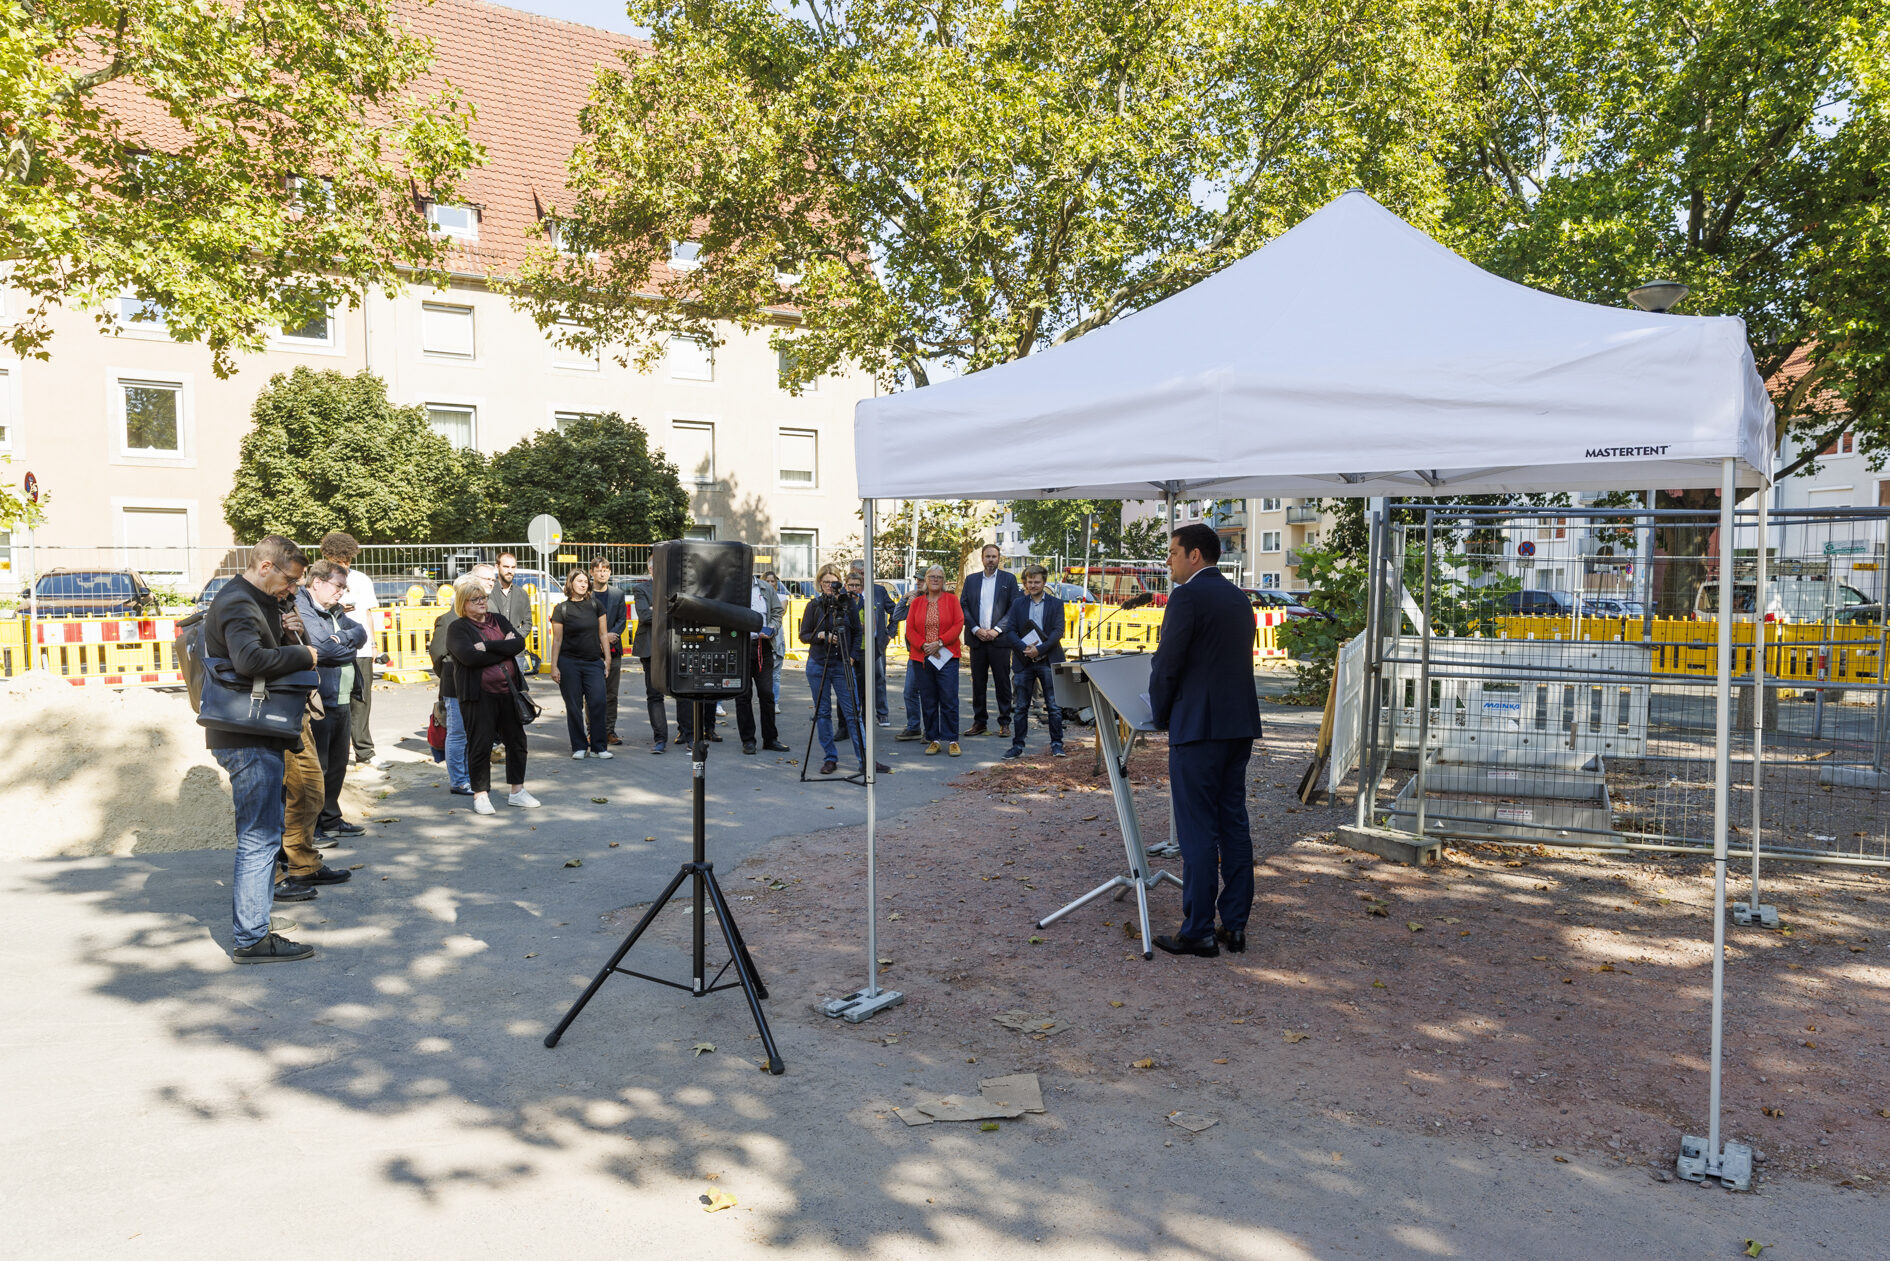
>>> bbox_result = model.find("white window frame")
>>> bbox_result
[111,496,199,588]
[551,320,599,372]
[666,335,715,383]
[422,396,480,450]
[776,426,818,490]
[426,201,480,241]
[551,409,603,434]
[108,370,194,466]
[113,290,174,342]
[1260,498,1282,512]
[777,528,819,581]
[669,418,716,485]
[0,362,16,451]
[777,345,820,393]
[270,304,344,355]
[420,301,476,360]
[669,240,702,270]
[286,175,334,215]
[1260,531,1282,553]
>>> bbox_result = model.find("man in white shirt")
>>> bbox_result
[959,544,1018,737]
[321,531,387,769]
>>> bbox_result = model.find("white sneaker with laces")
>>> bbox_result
[508,789,541,809]
[368,756,391,770]
[472,792,496,816]
[593,749,614,760]
[571,750,588,760]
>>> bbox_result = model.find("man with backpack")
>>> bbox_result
[204,536,324,964]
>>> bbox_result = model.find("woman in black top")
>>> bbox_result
[549,570,611,759]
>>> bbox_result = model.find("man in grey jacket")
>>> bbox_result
[490,552,534,639]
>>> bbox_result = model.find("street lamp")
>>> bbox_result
[1627,279,1690,313]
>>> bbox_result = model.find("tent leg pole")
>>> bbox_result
[1413,509,1434,838]
[822,498,903,1025]
[1355,499,1386,830]
[1736,483,1777,930]
[1678,457,1751,1189]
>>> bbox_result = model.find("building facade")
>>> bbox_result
[0,0,876,592]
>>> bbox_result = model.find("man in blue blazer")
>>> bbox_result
[960,544,1019,737]
[996,564,1066,759]
[1147,523,1264,957]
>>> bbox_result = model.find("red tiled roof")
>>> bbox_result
[399,0,651,277]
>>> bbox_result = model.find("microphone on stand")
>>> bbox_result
[1079,590,1155,659]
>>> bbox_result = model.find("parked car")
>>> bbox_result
[193,575,233,609]
[1051,582,1100,607]
[1579,597,1645,618]
[1836,603,1887,627]
[30,569,161,619]
[1504,590,1574,616]
[1241,587,1329,620]
[1695,576,1872,623]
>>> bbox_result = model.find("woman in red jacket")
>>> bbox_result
[904,564,964,755]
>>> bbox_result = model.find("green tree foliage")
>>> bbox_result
[1006,500,1170,562]
[513,0,1459,386]
[223,368,487,544]
[874,500,1001,580]
[485,413,689,545]
[1441,0,1890,477]
[2,0,482,375]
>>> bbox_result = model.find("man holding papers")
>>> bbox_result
[997,565,1066,760]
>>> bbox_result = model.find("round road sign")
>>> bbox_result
[527,513,563,558]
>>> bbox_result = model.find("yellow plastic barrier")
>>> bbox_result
[1493,615,1885,684]
[0,615,188,686]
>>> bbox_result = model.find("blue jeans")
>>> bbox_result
[558,655,608,752]
[915,657,960,743]
[213,746,287,949]
[872,647,890,722]
[901,661,922,733]
[807,654,862,767]
[771,635,784,705]
[445,697,469,788]
[1011,661,1064,749]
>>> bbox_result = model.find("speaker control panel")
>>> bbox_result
[668,627,747,698]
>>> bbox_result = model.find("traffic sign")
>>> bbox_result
[528,513,563,559]
[1517,540,1536,557]
[23,472,37,504]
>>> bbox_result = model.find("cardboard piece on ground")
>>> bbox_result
[1167,1111,1218,1133]
[915,1094,1028,1122]
[993,1010,1073,1036]
[979,1073,1045,1114]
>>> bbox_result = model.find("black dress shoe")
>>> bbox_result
[820,759,839,775]
[1215,927,1248,953]
[762,740,790,752]
[1154,932,1220,958]
[450,785,475,796]
[302,865,354,886]
[311,833,340,850]
[331,820,366,836]
[873,762,891,774]
[742,741,758,754]
[965,723,988,737]
[273,879,319,903]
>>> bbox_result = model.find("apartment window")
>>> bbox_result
[669,240,702,270]
[669,420,715,485]
[551,321,599,371]
[119,379,183,456]
[426,404,476,449]
[777,428,817,488]
[1879,481,1890,508]
[666,336,714,382]
[1260,572,1281,589]
[1260,531,1282,552]
[421,302,475,359]
[118,503,192,586]
[116,291,171,338]
[1260,498,1281,512]
[777,346,819,392]
[1842,430,1856,454]
[685,524,716,541]
[553,410,602,434]
[778,529,817,581]
[277,306,336,349]
[544,218,583,255]
[0,366,11,448]
[427,201,479,240]
[287,175,333,214]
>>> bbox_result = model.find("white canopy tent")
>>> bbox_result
[839,190,1774,1188]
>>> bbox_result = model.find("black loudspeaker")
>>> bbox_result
[651,540,760,700]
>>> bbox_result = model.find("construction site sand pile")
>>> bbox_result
[1,672,386,859]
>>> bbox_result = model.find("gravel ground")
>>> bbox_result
[632,718,1890,1195]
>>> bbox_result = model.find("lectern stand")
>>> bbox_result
[1037,656,1182,960]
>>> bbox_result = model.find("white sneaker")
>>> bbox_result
[508,789,541,808]
[592,749,614,760]
[368,756,391,770]
[716,704,727,716]
[472,792,496,816]
[571,750,588,760]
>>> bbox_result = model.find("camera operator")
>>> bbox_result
[799,565,889,776]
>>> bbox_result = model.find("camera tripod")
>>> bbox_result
[799,593,869,786]
[544,701,783,1073]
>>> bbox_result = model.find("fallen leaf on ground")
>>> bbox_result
[888,912,902,921]
[1553,1155,1569,1163]
[348,864,364,870]
[1133,1058,1156,1070]
[609,842,620,847]
[692,1042,715,1057]
[1744,1242,1765,1258]
[700,1190,737,1213]
[564,859,582,868]
[591,797,608,804]
[1283,1031,1310,1043]
[1407,922,1424,933]
[1212,1058,1229,1065]
[645,836,656,841]
[378,817,400,823]
[979,1121,999,1132]
[1109,1001,1125,1008]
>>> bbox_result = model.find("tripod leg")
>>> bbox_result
[544,864,691,1048]
[706,869,769,999]
[702,869,784,1074]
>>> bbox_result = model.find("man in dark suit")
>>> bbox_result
[960,544,1019,737]
[996,564,1067,758]
[1146,523,1263,958]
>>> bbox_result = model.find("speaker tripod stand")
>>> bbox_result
[544,701,784,1072]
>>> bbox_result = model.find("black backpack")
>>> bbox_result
[175,608,208,711]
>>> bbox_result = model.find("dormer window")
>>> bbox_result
[287,175,334,214]
[668,240,702,270]
[545,218,593,257]
[427,201,479,241]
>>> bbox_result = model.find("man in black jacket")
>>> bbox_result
[205,536,322,964]
[588,556,629,745]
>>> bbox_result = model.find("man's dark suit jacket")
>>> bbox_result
[997,592,1066,664]
[1147,567,1263,745]
[960,568,1020,634]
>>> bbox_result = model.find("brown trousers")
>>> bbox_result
[281,711,327,878]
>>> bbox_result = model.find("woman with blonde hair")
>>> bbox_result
[446,572,540,815]
[904,565,963,755]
